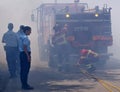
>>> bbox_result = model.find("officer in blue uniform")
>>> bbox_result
[2,23,18,78]
[19,26,34,90]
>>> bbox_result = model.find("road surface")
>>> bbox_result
[2,58,120,92]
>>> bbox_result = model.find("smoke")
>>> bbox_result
[0,0,120,69]
[0,0,42,67]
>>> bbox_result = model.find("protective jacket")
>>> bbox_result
[79,49,98,64]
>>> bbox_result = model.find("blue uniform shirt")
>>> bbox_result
[19,34,31,52]
[2,30,18,47]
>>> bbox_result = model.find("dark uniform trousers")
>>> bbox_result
[20,51,31,87]
[4,46,18,77]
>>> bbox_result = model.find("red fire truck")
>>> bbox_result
[35,1,112,71]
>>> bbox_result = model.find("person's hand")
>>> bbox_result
[94,53,99,57]
[27,56,31,62]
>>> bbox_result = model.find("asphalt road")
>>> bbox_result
[3,58,120,92]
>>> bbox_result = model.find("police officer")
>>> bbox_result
[19,26,34,90]
[16,25,25,75]
[2,23,18,78]
[17,25,24,37]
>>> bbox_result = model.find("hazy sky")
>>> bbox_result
[0,0,120,65]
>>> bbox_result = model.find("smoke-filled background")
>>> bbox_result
[0,0,120,68]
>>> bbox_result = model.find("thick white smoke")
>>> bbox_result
[0,0,120,69]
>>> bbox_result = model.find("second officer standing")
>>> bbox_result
[19,26,34,90]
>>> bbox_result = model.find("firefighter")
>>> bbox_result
[77,49,99,73]
[52,23,72,72]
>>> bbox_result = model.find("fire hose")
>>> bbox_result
[80,68,120,92]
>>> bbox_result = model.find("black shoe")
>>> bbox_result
[22,85,34,90]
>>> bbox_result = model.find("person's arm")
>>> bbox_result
[23,45,31,62]
[2,34,7,51]
[2,34,5,43]
[88,50,98,57]
[23,37,31,62]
